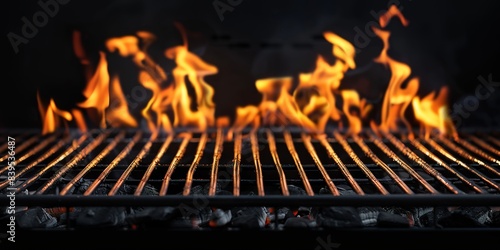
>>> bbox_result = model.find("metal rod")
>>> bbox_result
[266,129,289,196]
[208,128,224,196]
[0,133,57,175]
[4,194,500,207]
[250,130,265,196]
[367,131,438,194]
[318,135,365,195]
[487,135,500,148]
[109,133,154,196]
[15,133,89,193]
[411,137,486,194]
[159,133,191,196]
[381,131,462,194]
[134,134,174,196]
[37,131,110,194]
[83,131,143,195]
[60,131,126,195]
[232,132,242,196]
[468,135,500,157]
[301,133,340,196]
[0,135,70,190]
[333,131,389,195]
[438,136,500,178]
[426,137,500,191]
[183,132,208,196]
[352,134,413,194]
[0,134,41,163]
[283,130,314,196]
[453,136,500,165]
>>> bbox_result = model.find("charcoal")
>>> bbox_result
[438,207,491,227]
[337,185,357,196]
[487,210,500,227]
[167,218,197,229]
[125,206,178,225]
[17,207,57,228]
[377,211,410,227]
[74,207,127,227]
[199,208,232,228]
[314,207,363,228]
[357,207,383,226]
[268,207,294,223]
[287,184,307,195]
[231,206,269,229]
[283,217,317,228]
[417,207,451,227]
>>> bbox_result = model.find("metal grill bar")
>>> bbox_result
[351,134,413,194]
[425,137,500,191]
[367,131,439,194]
[487,135,500,148]
[410,137,486,194]
[84,131,143,195]
[208,128,224,196]
[283,130,314,195]
[301,133,339,195]
[159,133,191,195]
[60,130,126,195]
[232,132,242,196]
[438,136,500,178]
[319,135,364,195]
[183,132,208,195]
[381,131,462,194]
[15,133,89,193]
[0,134,41,163]
[454,136,500,165]
[468,135,500,157]
[250,130,265,196]
[333,131,389,195]
[266,129,289,196]
[37,131,110,194]
[135,133,174,195]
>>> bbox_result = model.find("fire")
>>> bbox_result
[36,5,457,138]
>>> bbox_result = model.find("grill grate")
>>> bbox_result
[1,127,499,199]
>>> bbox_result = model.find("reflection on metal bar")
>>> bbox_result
[301,133,339,196]
[15,133,89,193]
[333,131,389,195]
[0,134,41,163]
[134,134,174,196]
[382,131,462,194]
[208,128,224,196]
[37,131,110,194]
[159,133,191,196]
[109,133,154,196]
[487,135,500,148]
[84,131,142,195]
[318,135,365,195]
[266,129,289,196]
[283,130,314,196]
[454,137,500,165]
[0,135,71,190]
[232,132,242,196]
[367,132,438,194]
[250,130,265,196]
[352,134,413,194]
[60,131,126,195]
[183,132,208,196]
[468,135,500,157]
[438,136,500,178]
[411,137,486,194]
[426,137,500,191]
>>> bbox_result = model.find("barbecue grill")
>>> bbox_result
[3,0,500,249]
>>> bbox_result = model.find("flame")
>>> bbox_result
[379,5,409,28]
[107,75,138,128]
[37,93,72,135]
[412,86,457,139]
[341,90,372,135]
[166,25,217,131]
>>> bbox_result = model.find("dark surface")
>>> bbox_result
[3,0,500,129]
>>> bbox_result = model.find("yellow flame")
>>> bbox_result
[107,75,138,128]
[37,92,72,135]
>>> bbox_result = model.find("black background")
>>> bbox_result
[3,0,500,130]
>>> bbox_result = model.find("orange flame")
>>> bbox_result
[341,90,372,135]
[37,93,72,135]
[412,86,457,139]
[379,5,409,28]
